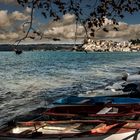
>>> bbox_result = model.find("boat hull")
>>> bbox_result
[1,98,140,140]
[1,130,140,140]
[53,96,140,105]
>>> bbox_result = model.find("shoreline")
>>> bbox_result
[0,42,140,52]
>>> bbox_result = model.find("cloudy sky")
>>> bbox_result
[0,0,140,44]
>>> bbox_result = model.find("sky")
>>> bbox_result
[0,0,140,44]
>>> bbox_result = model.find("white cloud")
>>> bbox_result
[44,24,85,39]
[47,13,76,28]
[117,22,128,30]
[103,17,114,25]
[0,10,11,28]
[44,14,85,39]
[0,9,30,42]
[0,11,140,43]
[0,0,18,4]
[94,23,140,40]
[0,10,29,30]
[0,34,7,40]
[63,14,76,25]
[11,11,29,21]
[7,32,19,39]
[25,7,31,14]
[32,15,140,41]
[0,32,19,41]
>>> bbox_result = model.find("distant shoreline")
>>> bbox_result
[0,42,140,52]
[0,44,77,51]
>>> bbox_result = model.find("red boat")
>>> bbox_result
[44,104,140,118]
[0,104,140,139]
[0,118,140,140]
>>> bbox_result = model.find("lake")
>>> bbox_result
[0,51,140,124]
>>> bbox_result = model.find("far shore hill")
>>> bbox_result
[0,39,140,52]
[0,43,78,51]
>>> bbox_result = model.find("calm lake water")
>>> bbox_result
[0,51,140,124]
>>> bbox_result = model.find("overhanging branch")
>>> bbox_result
[15,0,34,46]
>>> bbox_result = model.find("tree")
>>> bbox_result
[16,0,140,44]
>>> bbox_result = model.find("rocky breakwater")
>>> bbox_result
[79,39,140,52]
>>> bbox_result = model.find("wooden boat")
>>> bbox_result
[52,96,140,105]
[0,118,140,140]
[45,104,140,118]
[0,102,140,140]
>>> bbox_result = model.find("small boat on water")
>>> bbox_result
[52,96,140,105]
[0,102,140,140]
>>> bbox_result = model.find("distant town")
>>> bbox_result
[75,39,140,52]
[0,39,140,52]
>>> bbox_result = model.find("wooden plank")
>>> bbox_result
[19,130,32,135]
[17,119,140,126]
[63,123,82,132]
[96,107,113,114]
[91,123,119,134]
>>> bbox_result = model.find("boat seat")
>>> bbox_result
[63,123,82,132]
[108,107,118,114]
[96,107,118,114]
[19,129,32,135]
[96,107,113,114]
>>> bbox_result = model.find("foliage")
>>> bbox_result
[130,39,140,45]
[16,0,140,43]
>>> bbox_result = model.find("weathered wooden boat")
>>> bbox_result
[45,104,140,118]
[0,118,140,140]
[1,102,140,140]
[52,96,140,105]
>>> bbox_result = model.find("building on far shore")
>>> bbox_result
[74,39,140,52]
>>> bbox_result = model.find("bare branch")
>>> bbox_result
[15,0,34,46]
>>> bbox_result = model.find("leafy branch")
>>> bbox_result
[15,0,140,44]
